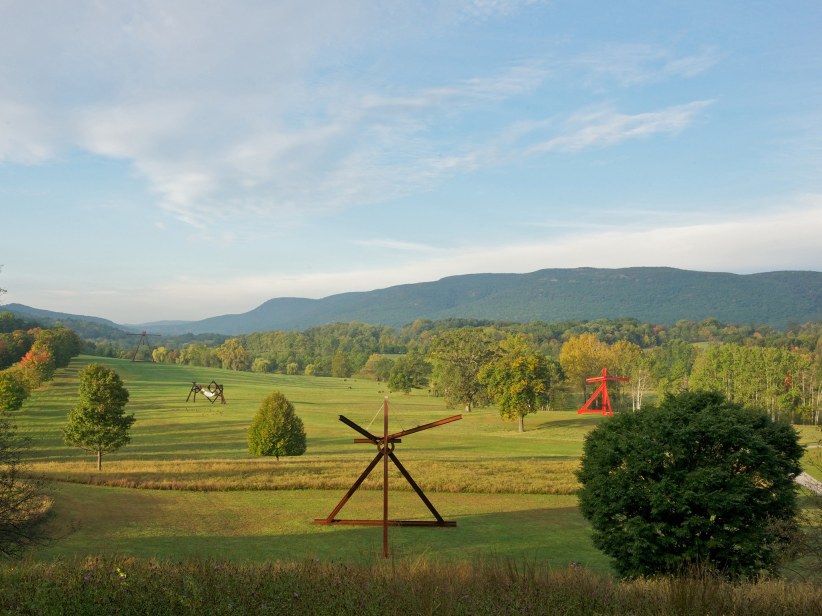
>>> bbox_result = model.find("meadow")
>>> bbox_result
[6,356,822,614]
[14,356,609,568]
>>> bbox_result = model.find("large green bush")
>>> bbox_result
[247,391,307,459]
[577,391,803,579]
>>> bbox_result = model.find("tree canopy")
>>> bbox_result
[247,390,307,459]
[63,364,134,470]
[577,391,804,579]
[429,327,499,412]
[479,334,561,432]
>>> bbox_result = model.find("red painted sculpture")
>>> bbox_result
[577,368,629,416]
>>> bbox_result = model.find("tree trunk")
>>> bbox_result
[518,416,525,433]
[465,403,471,413]
[97,450,102,470]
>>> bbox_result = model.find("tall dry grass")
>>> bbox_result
[28,457,581,494]
[1,555,820,615]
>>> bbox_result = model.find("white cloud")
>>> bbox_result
[524,101,713,154]
[0,2,721,236]
[0,102,60,164]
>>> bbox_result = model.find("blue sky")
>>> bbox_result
[2,1,821,324]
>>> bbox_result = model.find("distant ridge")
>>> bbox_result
[4,267,822,335]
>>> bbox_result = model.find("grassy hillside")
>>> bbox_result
[7,356,822,614]
[16,356,608,567]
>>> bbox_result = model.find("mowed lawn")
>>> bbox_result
[10,356,612,566]
[22,355,822,572]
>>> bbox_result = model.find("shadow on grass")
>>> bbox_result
[531,416,604,431]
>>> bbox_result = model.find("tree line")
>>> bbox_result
[0,316,83,414]
[7,305,820,426]
[124,317,822,427]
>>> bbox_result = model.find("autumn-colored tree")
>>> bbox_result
[559,333,611,397]
[216,338,251,371]
[17,347,54,390]
[32,327,81,368]
[479,334,561,432]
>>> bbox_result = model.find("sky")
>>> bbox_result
[1,1,821,325]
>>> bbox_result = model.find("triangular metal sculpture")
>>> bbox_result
[128,331,157,362]
[577,367,629,416]
[315,397,461,557]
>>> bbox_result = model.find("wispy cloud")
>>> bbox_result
[352,239,439,253]
[0,2,718,235]
[574,44,719,87]
[522,101,713,154]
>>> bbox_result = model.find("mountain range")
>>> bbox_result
[3,267,821,336]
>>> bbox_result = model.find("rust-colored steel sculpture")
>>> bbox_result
[315,397,461,557]
[577,367,629,416]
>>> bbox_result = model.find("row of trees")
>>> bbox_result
[0,324,82,415]
[123,317,822,426]
[0,275,71,557]
[82,316,822,379]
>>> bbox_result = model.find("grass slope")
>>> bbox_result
[16,356,606,567]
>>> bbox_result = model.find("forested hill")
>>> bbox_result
[130,267,822,334]
[4,267,821,335]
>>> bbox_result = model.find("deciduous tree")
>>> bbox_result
[0,370,27,415]
[247,391,307,460]
[388,351,430,394]
[331,351,352,378]
[428,328,498,412]
[559,333,610,397]
[216,338,251,371]
[479,334,560,432]
[63,364,134,470]
[577,391,803,579]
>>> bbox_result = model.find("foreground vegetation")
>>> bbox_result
[2,556,821,616]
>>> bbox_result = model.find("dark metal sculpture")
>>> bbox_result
[128,331,157,361]
[315,397,461,557]
[186,380,226,404]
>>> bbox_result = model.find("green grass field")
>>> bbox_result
[7,355,822,613]
[14,356,614,569]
